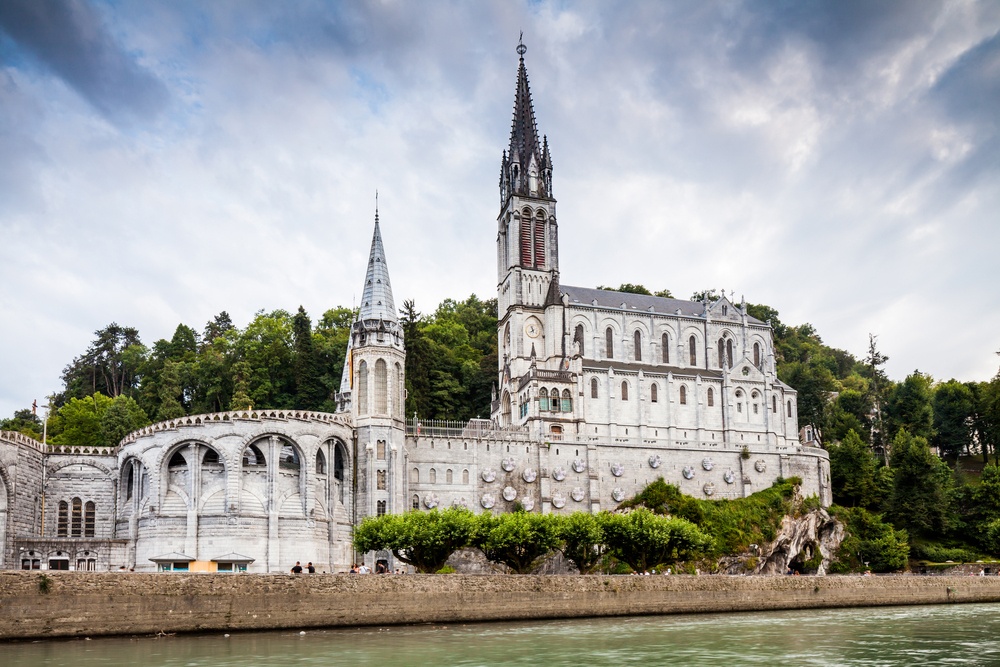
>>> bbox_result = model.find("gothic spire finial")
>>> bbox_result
[517,32,526,58]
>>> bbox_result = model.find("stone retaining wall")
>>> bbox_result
[3,571,1000,640]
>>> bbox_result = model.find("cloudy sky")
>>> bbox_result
[1,0,998,419]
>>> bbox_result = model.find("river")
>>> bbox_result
[8,603,999,666]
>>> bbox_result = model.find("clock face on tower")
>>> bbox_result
[524,320,541,338]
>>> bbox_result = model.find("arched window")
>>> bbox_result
[680,385,687,405]
[412,495,420,510]
[446,469,453,484]
[377,440,386,460]
[358,360,369,415]
[606,327,614,359]
[650,383,658,403]
[316,450,327,474]
[661,333,669,363]
[574,324,585,356]
[395,362,405,418]
[562,389,572,412]
[375,359,388,414]
[718,338,725,369]
[334,442,346,502]
[727,339,734,368]
[707,387,714,407]
[71,498,82,537]
[534,210,546,268]
[539,387,549,412]
[773,395,778,413]
[84,501,96,537]
[736,389,744,413]
[591,377,599,398]
[168,451,186,468]
[621,381,629,401]
[634,330,642,361]
[429,468,437,484]
[754,342,761,368]
[411,467,419,483]
[57,501,68,537]
[376,500,386,517]
[689,336,697,366]
[462,469,470,484]
[377,470,386,490]
[519,208,532,266]
[243,444,265,467]
[787,400,793,417]
[126,465,134,501]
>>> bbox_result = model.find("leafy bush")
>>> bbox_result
[601,507,712,573]
[557,511,606,574]
[353,507,475,573]
[828,506,909,572]
[472,511,562,573]
[909,542,981,564]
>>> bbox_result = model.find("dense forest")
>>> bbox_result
[3,285,1000,567]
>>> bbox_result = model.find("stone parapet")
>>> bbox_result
[2,572,999,640]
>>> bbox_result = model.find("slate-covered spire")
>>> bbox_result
[358,207,396,323]
[501,37,553,201]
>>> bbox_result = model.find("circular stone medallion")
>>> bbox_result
[423,493,439,509]
[552,466,567,482]
[703,483,716,497]
[648,454,662,469]
[480,493,496,509]
[755,459,767,473]
[503,486,517,501]
[481,469,496,483]
[610,462,624,477]
[522,468,537,483]
[501,457,517,472]
[451,497,468,508]
[571,487,585,502]
[611,487,625,502]
[702,457,714,471]
[572,458,587,473]
[682,466,695,480]
[552,493,566,509]
[723,469,736,484]
[521,498,535,511]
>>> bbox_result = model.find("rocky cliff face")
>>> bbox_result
[753,509,845,575]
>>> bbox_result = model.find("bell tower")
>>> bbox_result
[496,39,559,425]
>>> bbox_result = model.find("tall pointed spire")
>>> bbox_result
[358,204,396,323]
[501,37,552,201]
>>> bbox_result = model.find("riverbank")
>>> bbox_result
[3,571,1000,640]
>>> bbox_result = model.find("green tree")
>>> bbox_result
[830,506,909,573]
[557,512,606,574]
[887,429,954,538]
[156,360,186,421]
[0,408,43,440]
[229,360,254,411]
[828,429,881,509]
[292,306,327,409]
[601,507,711,573]
[50,393,114,447]
[100,395,150,446]
[59,323,145,403]
[885,371,935,444]
[353,508,475,573]
[933,380,975,461]
[202,311,235,346]
[236,310,296,409]
[472,511,562,574]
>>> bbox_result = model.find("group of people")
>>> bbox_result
[289,561,316,574]
[348,562,404,574]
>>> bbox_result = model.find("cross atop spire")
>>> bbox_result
[358,207,396,323]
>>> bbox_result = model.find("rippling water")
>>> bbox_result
[9,604,1000,666]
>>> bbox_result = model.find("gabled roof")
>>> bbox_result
[149,552,195,562]
[561,285,766,325]
[211,552,255,563]
[358,210,396,323]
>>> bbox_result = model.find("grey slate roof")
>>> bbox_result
[561,285,766,325]
[358,212,396,323]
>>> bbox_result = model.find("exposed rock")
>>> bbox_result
[754,508,845,576]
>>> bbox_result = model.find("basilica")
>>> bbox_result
[0,45,829,573]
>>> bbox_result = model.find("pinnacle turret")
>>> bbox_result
[501,39,553,202]
[358,209,396,323]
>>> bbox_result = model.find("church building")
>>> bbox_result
[0,43,829,573]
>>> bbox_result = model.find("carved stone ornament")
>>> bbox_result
[501,457,517,472]
[610,462,625,477]
[423,493,439,509]
[572,458,587,473]
[552,466,567,482]
[723,469,736,484]
[682,466,695,480]
[612,487,625,502]
[481,493,496,509]
[552,493,567,509]
[521,498,535,511]
[522,468,538,483]
[755,459,767,473]
[648,454,662,469]
[451,497,468,508]
[503,486,517,501]
[702,457,714,471]
[703,483,716,496]
[481,469,496,483]
[571,487,585,502]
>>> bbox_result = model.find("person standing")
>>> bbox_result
[291,561,303,574]
[307,562,316,573]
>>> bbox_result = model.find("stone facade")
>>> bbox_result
[0,44,829,574]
